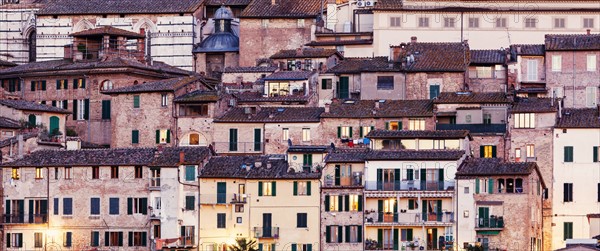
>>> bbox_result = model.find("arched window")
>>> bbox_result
[49,116,60,135]
[180,132,207,146]
[100,80,113,91]
[28,30,36,62]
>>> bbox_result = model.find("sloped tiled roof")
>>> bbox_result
[321,99,433,118]
[70,26,145,38]
[511,97,558,113]
[327,57,395,74]
[509,44,545,56]
[470,49,506,65]
[434,92,510,104]
[305,39,373,47]
[264,71,315,81]
[365,150,465,161]
[373,0,403,10]
[457,158,539,177]
[223,66,278,73]
[325,148,370,163]
[366,129,470,139]
[0,133,37,148]
[0,60,17,67]
[0,100,71,114]
[38,0,203,15]
[200,155,321,179]
[103,76,206,94]
[150,147,210,166]
[0,117,21,129]
[399,42,470,72]
[545,34,600,51]
[556,108,600,128]
[233,92,310,103]
[174,90,219,103]
[215,107,323,123]
[240,0,321,18]
[203,0,251,6]
[287,145,330,153]
[270,48,341,59]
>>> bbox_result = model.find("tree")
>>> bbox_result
[228,238,258,251]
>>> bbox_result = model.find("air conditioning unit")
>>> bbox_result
[356,0,365,8]
[365,0,374,7]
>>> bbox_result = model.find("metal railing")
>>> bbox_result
[365,180,455,192]
[253,227,279,238]
[3,214,47,224]
[477,216,504,229]
[436,123,507,134]
[201,193,248,204]
[323,175,363,187]
[213,142,264,153]
[365,212,454,224]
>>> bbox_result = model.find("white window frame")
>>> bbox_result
[526,144,535,158]
[282,128,289,141]
[586,86,597,107]
[587,54,597,72]
[552,55,562,72]
[408,118,425,130]
[515,148,521,162]
[525,18,537,28]
[340,126,351,138]
[161,94,168,107]
[261,19,269,28]
[514,113,536,129]
[302,128,310,142]
[390,17,401,27]
[527,60,538,81]
[77,99,85,120]
[297,19,305,28]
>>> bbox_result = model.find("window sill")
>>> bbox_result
[89,215,101,219]
[62,215,73,219]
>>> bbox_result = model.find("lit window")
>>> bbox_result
[349,194,360,211]
[340,126,351,138]
[361,126,372,137]
[514,113,535,128]
[388,121,401,130]
[302,128,310,142]
[327,195,339,211]
[483,145,495,158]
[35,167,43,179]
[527,144,535,158]
[408,119,425,130]
[282,128,289,141]
[11,168,19,180]
[515,148,521,162]
[588,55,597,72]
[158,129,169,144]
[552,55,562,72]
[262,181,275,196]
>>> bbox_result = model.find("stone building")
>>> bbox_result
[321,148,368,251]
[0,99,70,138]
[34,0,205,70]
[509,96,558,251]
[320,99,435,148]
[507,44,547,98]
[103,75,219,148]
[0,0,44,64]
[455,158,545,251]
[238,0,322,66]
[468,49,508,93]
[0,27,192,146]
[198,153,321,250]
[434,92,511,159]
[213,106,324,155]
[552,108,600,250]
[233,71,320,107]
[270,47,342,73]
[0,146,211,251]
[545,33,600,108]
[221,66,278,88]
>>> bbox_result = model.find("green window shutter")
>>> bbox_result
[325,226,331,243]
[337,126,341,138]
[185,166,195,181]
[385,122,389,130]
[127,198,133,215]
[258,182,263,196]
[31,81,35,91]
[254,128,261,151]
[422,199,427,221]
[344,194,350,212]
[141,232,147,247]
[63,100,68,109]
[272,181,276,196]
[345,225,351,243]
[377,199,383,213]
[155,130,160,144]
[128,232,133,247]
[324,196,330,212]
[321,79,327,89]
[377,229,383,246]
[229,129,238,151]
[166,129,171,143]
[83,99,90,120]
[307,181,311,196]
[594,146,598,162]
[5,233,9,247]
[334,165,340,186]
[56,80,61,90]
[357,195,363,211]
[436,200,442,221]
[64,80,69,89]
[359,127,363,137]
[409,199,415,210]
[349,127,353,138]
[475,178,480,194]
[488,179,494,194]
[337,226,343,243]
[271,243,276,251]
[133,95,140,108]
[480,146,485,158]
[293,181,298,196]
[258,243,263,251]
[407,229,413,241]
[42,81,46,90]
[132,130,139,144]
[306,244,312,251]
[407,169,414,180]
[118,232,123,246]
[393,228,399,250]
[564,146,573,162]
[492,146,497,158]
[291,244,296,251]
[72,100,78,120]
[398,121,402,130]
[357,226,362,242]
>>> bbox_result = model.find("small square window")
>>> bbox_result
[444,18,455,28]
[390,17,401,27]
[111,166,119,179]
[237,217,242,223]
[496,18,507,28]
[583,18,595,28]
[525,18,537,28]
[418,17,429,27]
[468,18,479,28]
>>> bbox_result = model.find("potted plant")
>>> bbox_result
[408,242,417,250]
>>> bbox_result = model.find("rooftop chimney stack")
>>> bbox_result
[296,48,303,56]
[375,101,380,109]
[324,103,330,113]
[271,0,276,5]
[179,151,185,164]
[587,29,591,35]
[410,36,417,44]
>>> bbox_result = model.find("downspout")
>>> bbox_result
[353,9,358,33]
[572,50,575,107]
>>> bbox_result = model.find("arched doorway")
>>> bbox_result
[28,114,36,128]
[180,132,208,146]
[49,116,59,135]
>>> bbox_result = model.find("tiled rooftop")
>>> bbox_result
[70,26,145,38]
[0,100,71,114]
[556,108,600,128]
[399,42,470,72]
[223,66,278,73]
[434,92,510,104]
[366,129,470,139]
[233,92,310,103]
[203,0,251,6]
[545,34,600,51]
[240,0,321,18]
[305,39,373,47]
[373,0,403,10]
[174,90,219,103]
[270,48,340,59]
[287,145,330,153]
[0,133,37,148]
[150,147,210,166]
[264,71,315,81]
[200,155,321,179]
[509,44,545,56]
[38,0,203,15]
[325,148,370,163]
[0,117,21,129]
[0,60,17,67]
[104,76,208,94]
[320,99,433,118]
[365,150,466,161]
[326,57,396,74]
[470,49,506,65]
[457,158,539,177]
[215,107,323,123]
[511,97,558,113]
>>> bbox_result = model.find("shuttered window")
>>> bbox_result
[102,100,111,120]
[564,146,574,162]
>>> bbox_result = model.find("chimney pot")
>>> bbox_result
[324,103,330,113]
[410,36,417,44]
[179,151,185,164]
[271,0,276,5]
[375,101,380,109]
[296,48,303,56]
[587,29,591,35]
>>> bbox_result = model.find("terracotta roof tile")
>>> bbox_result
[509,44,545,56]
[326,57,393,74]
[457,158,538,176]
[223,66,277,73]
[264,71,315,80]
[216,107,323,123]
[0,133,37,148]
[174,90,219,103]
[38,0,203,15]
[511,97,558,113]
[365,150,465,161]
[0,100,71,114]
[374,0,403,10]
[200,155,321,179]
[104,76,206,94]
[70,26,145,38]
[270,48,341,59]
[233,92,309,103]
[320,99,433,118]
[325,148,370,163]
[434,92,510,104]
[0,117,21,129]
[203,0,251,6]
[0,60,17,67]
[240,0,321,18]
[287,145,330,153]
[470,49,506,65]
[150,147,210,166]
[545,34,600,51]
[366,129,470,139]
[305,39,373,46]
[399,42,469,72]
[556,108,600,128]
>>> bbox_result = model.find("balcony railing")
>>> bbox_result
[477,216,504,229]
[3,214,47,224]
[201,193,248,205]
[213,142,264,153]
[365,180,455,192]
[253,227,279,238]
[179,236,194,247]
[324,174,363,187]
[365,212,454,224]
[149,177,161,190]
[436,123,506,134]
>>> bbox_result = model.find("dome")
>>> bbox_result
[193,32,239,53]
[214,6,234,20]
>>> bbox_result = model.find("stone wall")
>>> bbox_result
[546,51,600,108]
[406,72,464,100]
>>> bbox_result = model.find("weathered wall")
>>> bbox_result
[405,72,464,100]
[546,51,600,108]
[360,72,406,100]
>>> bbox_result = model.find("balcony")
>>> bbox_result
[201,193,248,205]
[253,227,279,239]
[476,216,504,230]
[231,193,247,204]
[149,177,161,191]
[364,212,454,226]
[213,142,264,154]
[436,123,506,134]
[3,214,47,224]
[365,180,455,192]
[323,173,364,187]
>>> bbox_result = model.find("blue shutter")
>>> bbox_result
[185,166,195,181]
[53,198,59,215]
[63,198,72,215]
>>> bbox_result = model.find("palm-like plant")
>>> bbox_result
[228,238,258,251]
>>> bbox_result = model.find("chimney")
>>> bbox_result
[17,134,23,159]
[296,48,303,57]
[266,161,272,169]
[271,0,276,5]
[64,45,73,60]
[324,103,330,113]
[463,39,469,46]
[179,151,185,164]
[410,36,417,44]
[245,163,251,171]
[374,101,380,109]
[587,29,591,35]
